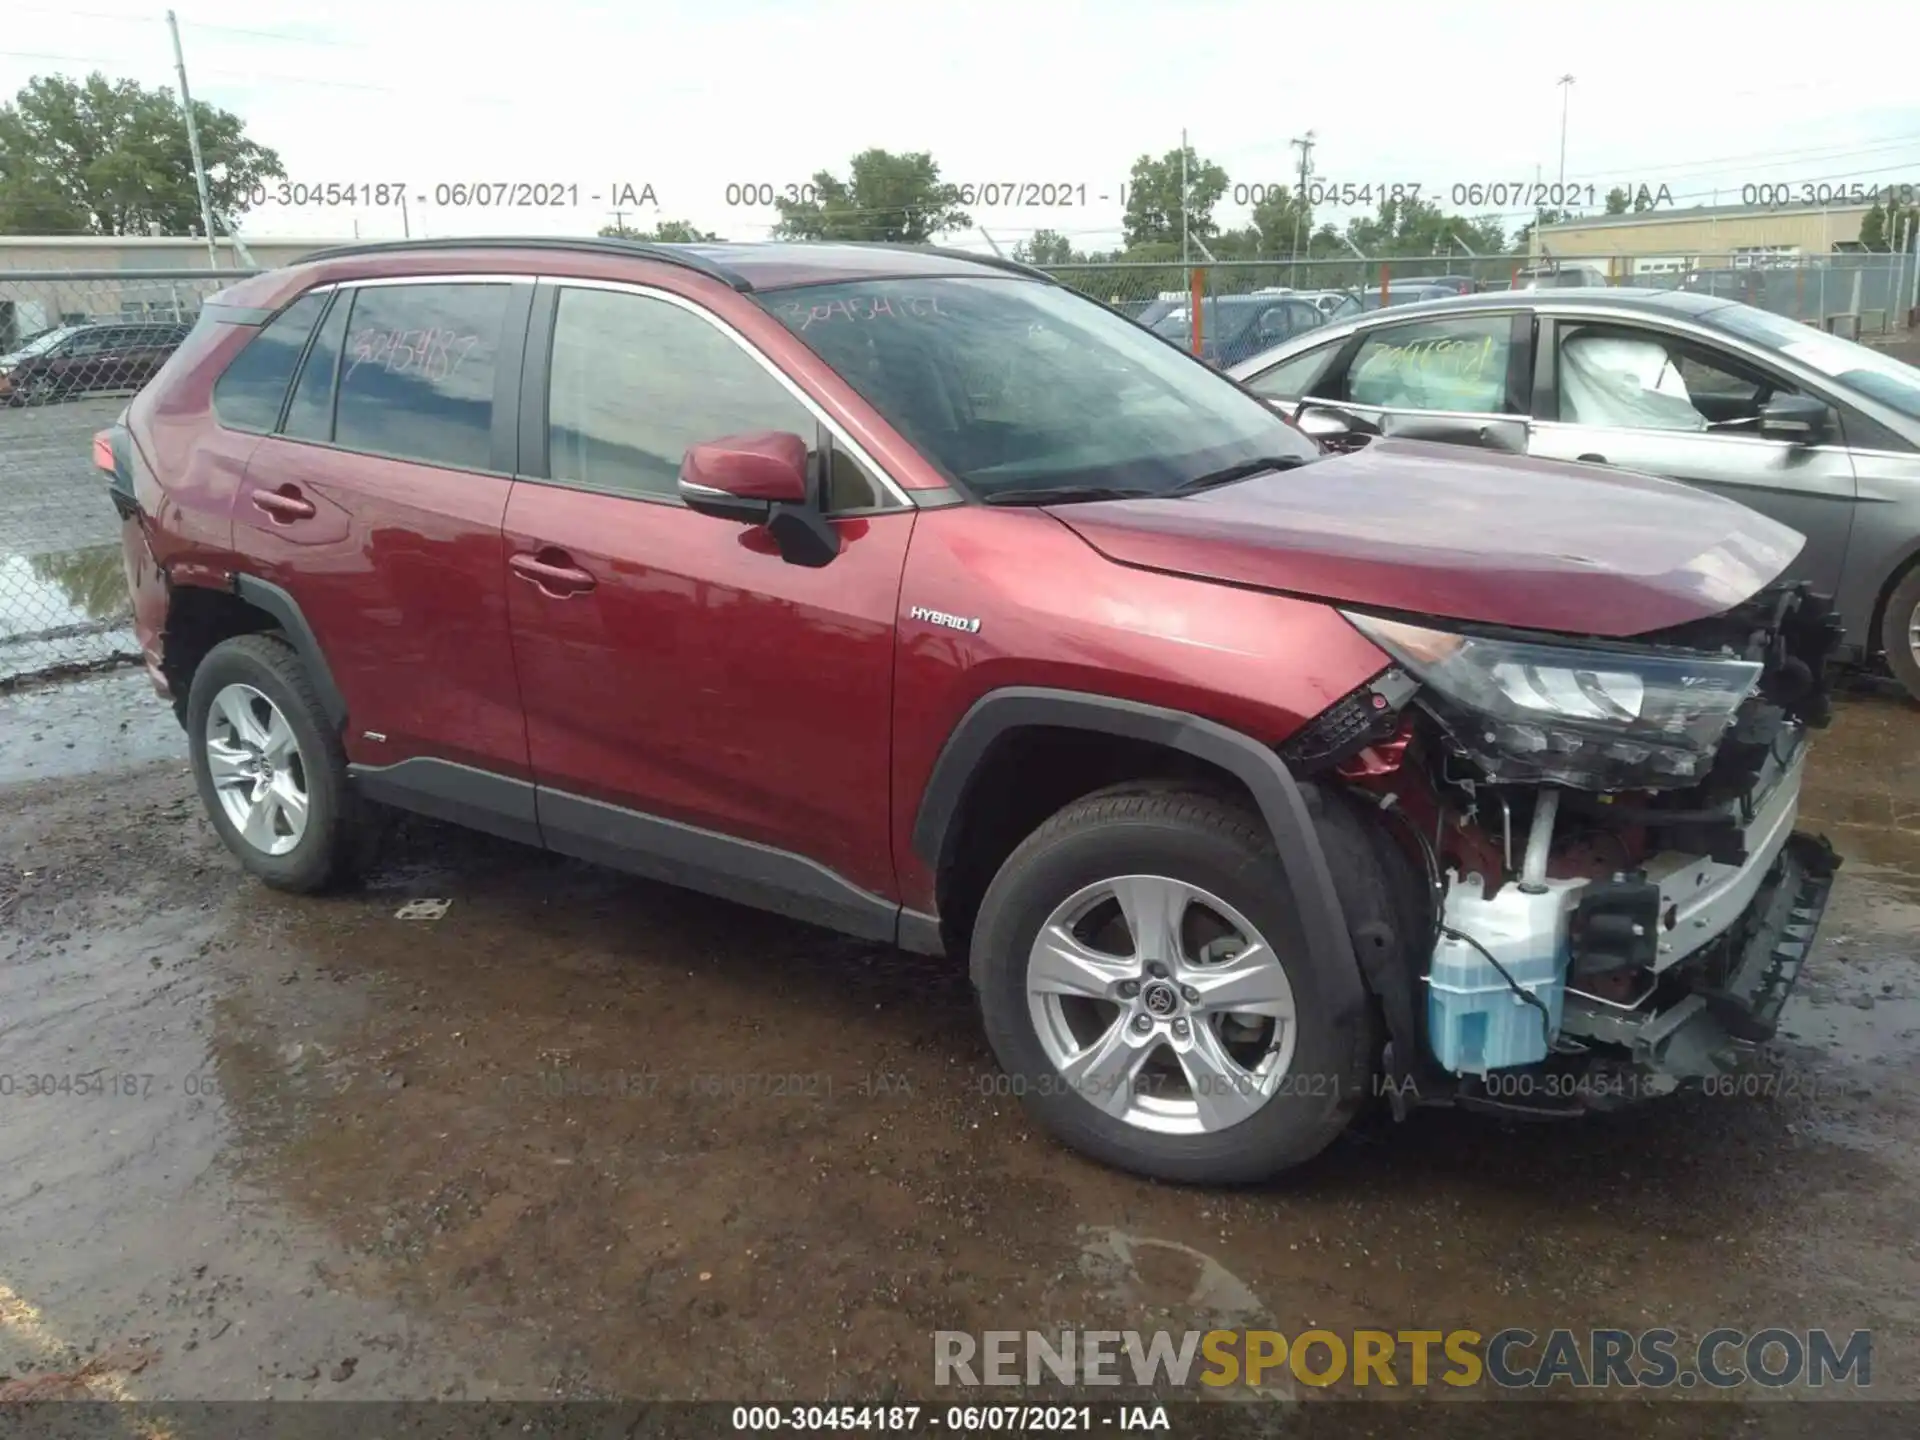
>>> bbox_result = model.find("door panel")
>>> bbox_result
[235,441,528,776]
[503,485,913,899]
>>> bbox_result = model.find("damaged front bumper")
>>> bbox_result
[1435,734,1841,1116]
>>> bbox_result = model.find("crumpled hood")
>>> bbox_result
[1045,439,1805,637]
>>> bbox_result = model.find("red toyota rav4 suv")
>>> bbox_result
[100,238,1842,1183]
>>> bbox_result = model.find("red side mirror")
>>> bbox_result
[679,430,808,512]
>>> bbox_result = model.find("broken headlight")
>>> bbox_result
[1342,612,1762,790]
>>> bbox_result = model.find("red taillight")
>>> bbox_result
[92,430,116,474]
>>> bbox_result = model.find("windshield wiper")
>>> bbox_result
[1165,455,1315,496]
[979,484,1162,506]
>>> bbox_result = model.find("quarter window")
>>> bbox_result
[547,287,821,502]
[1345,315,1515,413]
[212,292,329,433]
[1246,341,1344,400]
[332,283,508,471]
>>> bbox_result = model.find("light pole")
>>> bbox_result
[1556,74,1575,191]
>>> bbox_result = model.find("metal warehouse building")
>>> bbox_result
[1534,200,1878,274]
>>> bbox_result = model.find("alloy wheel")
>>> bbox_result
[1025,874,1298,1135]
[1908,597,1920,670]
[205,683,310,856]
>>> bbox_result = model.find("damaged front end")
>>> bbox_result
[1287,583,1846,1115]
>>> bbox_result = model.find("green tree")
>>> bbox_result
[598,218,722,241]
[1011,228,1075,265]
[1121,145,1228,250]
[771,149,970,243]
[1605,185,1630,215]
[1860,198,1920,252]
[1347,196,1504,259]
[1512,206,1576,254]
[1248,185,1314,257]
[0,73,284,236]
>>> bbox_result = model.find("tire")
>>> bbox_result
[1882,566,1920,705]
[185,633,377,892]
[971,787,1380,1185]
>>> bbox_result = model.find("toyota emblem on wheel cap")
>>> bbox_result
[1142,981,1179,1016]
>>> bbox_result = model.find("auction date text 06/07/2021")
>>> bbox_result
[238,177,1920,213]
[237,178,1684,212]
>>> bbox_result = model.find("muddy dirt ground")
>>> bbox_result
[2,668,1918,1414]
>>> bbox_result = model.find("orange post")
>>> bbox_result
[1378,261,1391,309]
[1189,266,1206,356]
[1510,262,1521,289]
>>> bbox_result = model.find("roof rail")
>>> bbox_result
[296,235,755,291]
[864,242,1057,284]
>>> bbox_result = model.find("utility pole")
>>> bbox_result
[1289,130,1316,269]
[1556,74,1576,190]
[608,209,629,235]
[1290,130,1320,288]
[1180,129,1190,265]
[166,11,220,268]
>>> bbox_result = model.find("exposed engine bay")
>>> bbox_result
[1285,582,1847,1114]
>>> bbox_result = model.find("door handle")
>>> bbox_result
[1576,452,1609,465]
[250,487,316,522]
[509,551,597,596]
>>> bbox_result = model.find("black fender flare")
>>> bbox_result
[231,574,349,733]
[911,688,1370,1021]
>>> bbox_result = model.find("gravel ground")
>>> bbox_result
[0,669,1917,1425]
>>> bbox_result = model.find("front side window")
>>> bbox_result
[1245,340,1345,400]
[761,277,1318,500]
[547,287,821,501]
[332,283,507,471]
[1708,302,1920,424]
[1345,315,1514,413]
[1557,324,1783,432]
[212,291,329,433]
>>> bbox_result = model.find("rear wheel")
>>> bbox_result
[1883,566,1920,704]
[971,788,1377,1184]
[186,634,377,892]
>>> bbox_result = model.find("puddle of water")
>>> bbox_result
[0,545,136,681]
[0,544,130,635]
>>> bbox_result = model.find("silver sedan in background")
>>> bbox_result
[1229,289,1920,700]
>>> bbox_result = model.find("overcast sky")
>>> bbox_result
[6,0,1918,251]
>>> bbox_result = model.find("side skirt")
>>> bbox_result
[346,757,932,950]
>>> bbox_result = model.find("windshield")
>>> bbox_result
[13,325,82,358]
[1707,303,1920,423]
[761,277,1318,499]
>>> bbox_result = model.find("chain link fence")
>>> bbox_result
[0,269,255,683]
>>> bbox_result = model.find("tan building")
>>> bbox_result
[0,235,339,346]
[1533,201,1876,276]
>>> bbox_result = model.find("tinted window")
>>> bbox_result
[213,292,329,433]
[762,278,1318,499]
[1246,340,1345,400]
[1557,324,1786,431]
[824,445,886,511]
[284,292,349,441]
[547,287,819,500]
[1345,315,1514,413]
[333,284,507,471]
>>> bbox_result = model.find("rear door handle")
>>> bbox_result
[250,487,316,522]
[509,550,597,596]
[1577,452,1609,464]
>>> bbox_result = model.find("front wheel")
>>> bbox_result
[1882,566,1920,705]
[971,789,1377,1184]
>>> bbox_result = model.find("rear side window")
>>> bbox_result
[332,284,507,471]
[283,293,349,442]
[212,291,328,433]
